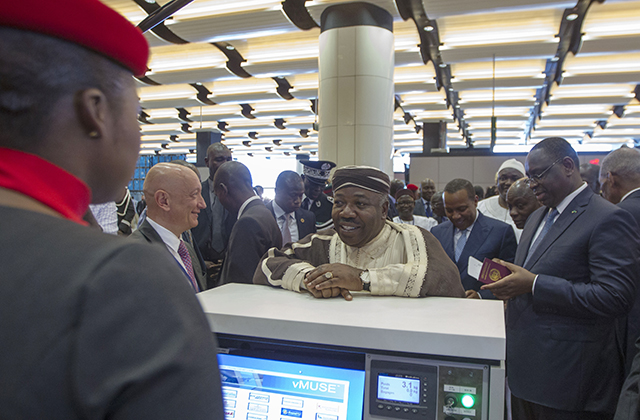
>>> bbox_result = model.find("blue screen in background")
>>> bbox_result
[218,354,365,420]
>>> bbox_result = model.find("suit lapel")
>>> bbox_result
[266,201,276,218]
[515,207,545,266]
[201,180,212,219]
[524,188,592,270]
[440,223,455,261]
[139,220,164,244]
[458,213,490,272]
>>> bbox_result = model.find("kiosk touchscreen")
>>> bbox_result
[218,354,365,420]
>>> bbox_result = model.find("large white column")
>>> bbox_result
[318,3,394,175]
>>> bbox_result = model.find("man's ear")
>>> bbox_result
[609,172,621,188]
[216,183,228,198]
[75,88,109,139]
[155,190,171,211]
[381,198,389,218]
[562,156,576,175]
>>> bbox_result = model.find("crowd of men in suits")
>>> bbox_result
[187,138,640,420]
[106,136,640,420]
[74,114,640,420]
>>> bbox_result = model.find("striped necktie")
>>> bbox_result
[177,240,200,292]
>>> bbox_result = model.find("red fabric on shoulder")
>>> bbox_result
[0,148,91,225]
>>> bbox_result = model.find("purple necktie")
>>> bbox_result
[177,240,200,292]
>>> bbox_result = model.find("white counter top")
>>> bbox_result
[198,283,505,361]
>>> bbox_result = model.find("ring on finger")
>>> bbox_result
[324,272,333,279]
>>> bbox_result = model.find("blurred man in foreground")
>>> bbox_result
[255,166,464,299]
[0,1,224,418]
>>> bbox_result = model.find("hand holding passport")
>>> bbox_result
[467,256,513,284]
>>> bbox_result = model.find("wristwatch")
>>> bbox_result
[360,269,371,291]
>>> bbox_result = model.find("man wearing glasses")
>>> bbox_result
[482,137,640,420]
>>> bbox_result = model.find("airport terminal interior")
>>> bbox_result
[103,0,640,194]
[2,0,640,419]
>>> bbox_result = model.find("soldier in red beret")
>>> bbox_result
[0,1,224,418]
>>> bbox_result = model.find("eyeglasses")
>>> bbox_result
[526,157,563,185]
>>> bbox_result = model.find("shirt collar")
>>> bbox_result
[272,200,295,221]
[455,214,477,235]
[237,195,261,219]
[621,187,640,202]
[556,182,588,215]
[0,147,90,225]
[146,217,181,252]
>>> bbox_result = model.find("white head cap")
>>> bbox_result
[497,158,525,177]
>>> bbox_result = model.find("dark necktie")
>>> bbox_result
[524,208,559,266]
[302,198,311,211]
[425,200,432,217]
[177,240,200,292]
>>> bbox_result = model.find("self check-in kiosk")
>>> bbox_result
[198,284,506,420]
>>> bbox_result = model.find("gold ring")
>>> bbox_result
[324,272,333,279]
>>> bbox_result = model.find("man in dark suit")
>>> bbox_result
[431,179,517,299]
[600,147,640,379]
[214,161,282,284]
[300,159,336,230]
[483,137,640,419]
[191,142,233,286]
[414,178,436,217]
[267,170,316,245]
[130,163,207,292]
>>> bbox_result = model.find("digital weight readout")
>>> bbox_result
[377,375,420,404]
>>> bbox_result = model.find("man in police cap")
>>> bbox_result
[0,1,224,418]
[300,159,336,230]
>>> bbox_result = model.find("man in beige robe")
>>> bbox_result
[254,166,464,300]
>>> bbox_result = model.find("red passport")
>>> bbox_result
[478,258,512,284]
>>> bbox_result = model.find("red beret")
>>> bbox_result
[407,183,419,191]
[0,0,149,76]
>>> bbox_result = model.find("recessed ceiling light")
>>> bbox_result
[226,45,235,50]
[566,13,578,21]
[439,63,447,68]
[551,56,559,62]
[423,25,434,32]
